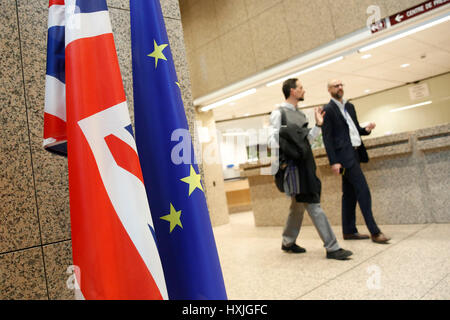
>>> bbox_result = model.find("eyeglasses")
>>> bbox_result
[331,83,344,88]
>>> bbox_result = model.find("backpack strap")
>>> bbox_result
[279,107,287,127]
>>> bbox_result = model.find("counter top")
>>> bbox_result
[240,123,450,227]
[224,178,250,192]
[415,123,450,152]
[240,123,450,176]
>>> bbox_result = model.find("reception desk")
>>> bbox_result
[240,124,450,227]
[224,178,252,213]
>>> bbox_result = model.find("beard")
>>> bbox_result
[332,90,343,100]
[297,96,305,101]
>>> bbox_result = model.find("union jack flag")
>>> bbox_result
[44,0,167,299]
[43,0,66,154]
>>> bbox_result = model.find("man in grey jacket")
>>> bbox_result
[269,78,353,260]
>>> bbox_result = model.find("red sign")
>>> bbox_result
[389,0,450,26]
[370,18,388,34]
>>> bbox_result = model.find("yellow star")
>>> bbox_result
[180,165,204,196]
[175,81,180,88]
[160,203,183,233]
[147,40,168,68]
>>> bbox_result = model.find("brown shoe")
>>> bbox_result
[371,232,391,244]
[343,233,370,240]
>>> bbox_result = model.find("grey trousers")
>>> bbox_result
[282,197,340,252]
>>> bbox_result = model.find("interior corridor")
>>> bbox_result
[213,211,450,300]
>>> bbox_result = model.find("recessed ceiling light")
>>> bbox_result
[266,56,344,87]
[389,100,432,112]
[358,15,450,52]
[364,89,371,93]
[400,63,410,68]
[200,88,257,112]
[244,113,250,117]
[361,54,372,59]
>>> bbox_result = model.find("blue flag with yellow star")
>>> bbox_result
[129,0,227,300]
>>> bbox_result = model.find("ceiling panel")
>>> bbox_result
[355,65,422,83]
[323,52,398,74]
[409,22,450,52]
[406,49,450,68]
[211,19,450,124]
[371,37,433,57]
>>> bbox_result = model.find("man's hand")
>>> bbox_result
[314,107,326,126]
[365,122,376,133]
[331,163,342,175]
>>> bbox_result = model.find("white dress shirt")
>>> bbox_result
[268,102,321,194]
[331,98,361,147]
[268,102,321,149]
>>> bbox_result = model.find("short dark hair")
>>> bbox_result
[282,78,298,99]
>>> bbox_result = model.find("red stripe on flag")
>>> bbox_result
[105,134,145,184]
[66,34,126,121]
[49,0,64,7]
[43,112,66,140]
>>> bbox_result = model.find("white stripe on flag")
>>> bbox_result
[43,138,69,148]
[65,11,112,47]
[48,4,65,28]
[43,137,57,147]
[44,75,66,121]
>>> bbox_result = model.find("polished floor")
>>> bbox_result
[213,211,450,300]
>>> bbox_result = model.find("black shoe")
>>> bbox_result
[282,243,306,253]
[326,248,353,260]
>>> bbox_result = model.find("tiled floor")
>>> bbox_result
[213,211,450,300]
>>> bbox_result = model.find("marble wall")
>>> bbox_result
[179,0,427,98]
[0,0,197,300]
[196,111,230,227]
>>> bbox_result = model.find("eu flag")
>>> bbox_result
[129,0,227,300]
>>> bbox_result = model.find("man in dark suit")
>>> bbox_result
[322,79,390,244]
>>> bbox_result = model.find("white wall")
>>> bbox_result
[351,73,450,137]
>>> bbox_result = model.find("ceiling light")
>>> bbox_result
[200,88,257,112]
[364,89,371,93]
[244,113,250,117]
[400,63,410,68]
[389,100,432,113]
[266,56,344,87]
[359,15,450,53]
[361,54,372,59]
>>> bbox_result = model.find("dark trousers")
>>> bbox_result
[341,149,380,235]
